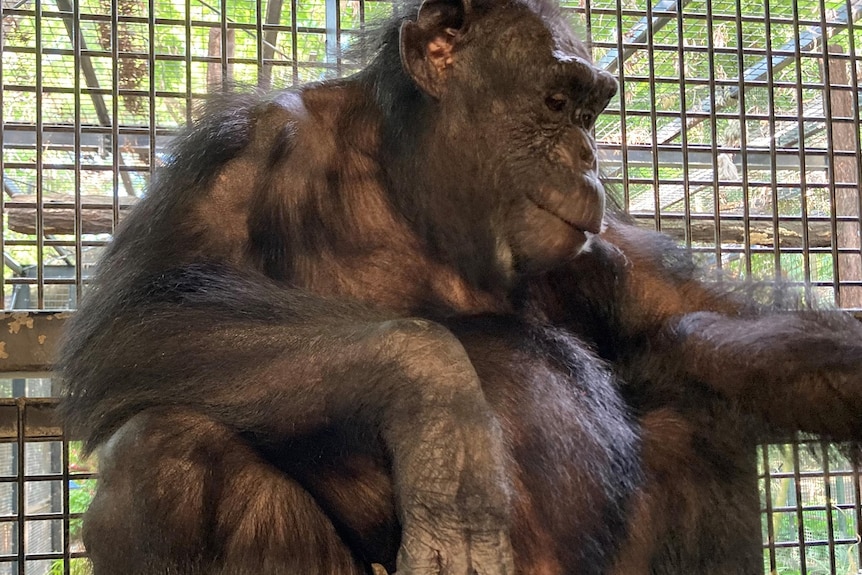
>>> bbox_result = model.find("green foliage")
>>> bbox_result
[48,558,93,575]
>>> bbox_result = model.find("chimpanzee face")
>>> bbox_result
[401,0,617,274]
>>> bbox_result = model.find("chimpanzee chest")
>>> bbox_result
[449,316,641,574]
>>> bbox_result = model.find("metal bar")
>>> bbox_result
[848,0,862,315]
[821,441,837,573]
[220,0,229,89]
[645,0,661,231]
[761,446,778,572]
[15,399,24,575]
[674,0,691,246]
[705,0,722,270]
[612,0,630,209]
[325,0,339,67]
[791,0,814,302]
[853,454,862,568]
[256,0,264,88]
[111,0,121,229]
[72,0,83,315]
[818,8,842,306]
[291,0,299,85]
[764,0,782,282]
[185,0,192,121]
[0,0,5,309]
[148,0,157,196]
[61,425,69,575]
[791,440,808,575]
[733,0,752,277]
[35,0,44,310]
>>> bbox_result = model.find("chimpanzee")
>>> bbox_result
[58,0,862,573]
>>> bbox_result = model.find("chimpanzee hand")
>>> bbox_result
[397,518,514,575]
[365,319,516,575]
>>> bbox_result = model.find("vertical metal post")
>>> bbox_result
[325,0,340,71]
[705,0,722,271]
[764,0,782,283]
[613,0,630,210]
[732,0,752,278]
[645,0,661,231]
[817,8,843,307]
[791,0,814,303]
[111,0,121,228]
[290,0,299,85]
[674,0,691,246]
[35,0,44,309]
[761,446,778,573]
[0,0,6,308]
[15,398,24,575]
[73,0,83,314]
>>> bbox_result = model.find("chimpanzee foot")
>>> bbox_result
[396,526,514,575]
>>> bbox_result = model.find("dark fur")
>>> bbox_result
[59,0,862,574]
[533,222,862,574]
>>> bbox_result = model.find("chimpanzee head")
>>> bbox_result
[396,0,617,275]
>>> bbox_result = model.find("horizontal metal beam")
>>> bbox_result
[0,398,62,442]
[598,147,830,171]
[3,128,834,173]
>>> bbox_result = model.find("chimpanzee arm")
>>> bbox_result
[61,265,514,575]
[534,214,862,439]
[673,310,862,438]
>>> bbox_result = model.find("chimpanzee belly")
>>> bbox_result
[268,316,640,575]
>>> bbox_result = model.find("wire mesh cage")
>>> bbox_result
[1,0,861,573]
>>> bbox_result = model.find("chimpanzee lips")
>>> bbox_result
[528,178,606,235]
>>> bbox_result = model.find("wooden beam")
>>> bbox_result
[631,215,834,248]
[6,195,137,236]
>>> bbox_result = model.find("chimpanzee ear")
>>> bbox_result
[399,0,471,99]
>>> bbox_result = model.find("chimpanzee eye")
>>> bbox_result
[545,93,568,113]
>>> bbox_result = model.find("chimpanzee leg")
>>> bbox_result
[83,408,367,575]
[63,266,514,575]
[609,409,762,575]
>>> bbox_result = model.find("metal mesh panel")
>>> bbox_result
[0,393,91,575]
[761,439,862,574]
[1,0,861,573]
[580,0,862,309]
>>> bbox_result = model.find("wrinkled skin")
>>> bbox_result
[58,0,862,574]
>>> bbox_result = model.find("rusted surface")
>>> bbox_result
[0,398,61,442]
[0,311,70,373]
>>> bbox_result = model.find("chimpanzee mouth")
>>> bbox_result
[527,188,604,235]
